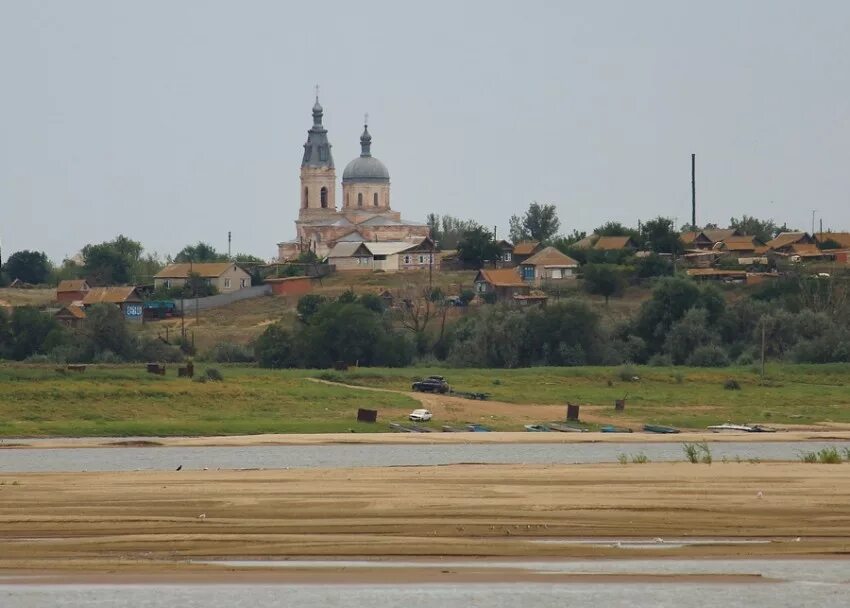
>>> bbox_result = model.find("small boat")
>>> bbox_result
[442,425,460,432]
[643,424,680,434]
[548,422,587,433]
[747,424,777,433]
[600,425,633,433]
[389,423,413,433]
[707,423,754,433]
[408,425,432,433]
[524,424,550,432]
[466,423,491,432]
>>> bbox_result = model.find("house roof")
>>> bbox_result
[512,241,541,255]
[571,234,599,249]
[766,232,811,250]
[82,286,142,305]
[57,279,89,292]
[474,268,526,288]
[335,230,367,242]
[701,228,740,243]
[155,263,242,279]
[815,232,850,247]
[594,236,636,250]
[521,246,579,267]
[717,236,765,251]
[680,231,700,245]
[358,215,405,227]
[56,305,87,319]
[327,242,369,258]
[789,243,822,255]
[364,241,420,256]
[686,268,747,278]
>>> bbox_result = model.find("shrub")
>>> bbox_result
[617,453,628,465]
[683,442,712,464]
[617,365,639,382]
[723,378,741,390]
[647,353,672,367]
[798,451,818,463]
[631,453,649,464]
[671,370,685,384]
[204,368,223,382]
[205,342,254,363]
[817,447,842,464]
[686,344,730,367]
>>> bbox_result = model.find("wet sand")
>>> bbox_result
[1,462,849,582]
[4,429,850,449]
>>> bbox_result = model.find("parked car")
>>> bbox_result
[412,376,450,393]
[408,409,433,422]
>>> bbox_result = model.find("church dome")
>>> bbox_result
[342,124,390,183]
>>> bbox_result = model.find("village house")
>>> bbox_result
[473,268,530,301]
[519,246,579,284]
[54,304,86,328]
[510,241,544,265]
[765,232,816,253]
[154,263,252,293]
[326,237,437,272]
[815,232,850,249]
[681,228,741,250]
[495,240,515,265]
[56,279,91,305]
[81,286,144,322]
[593,235,639,251]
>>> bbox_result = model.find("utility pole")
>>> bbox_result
[691,154,696,228]
[228,231,232,259]
[811,209,817,235]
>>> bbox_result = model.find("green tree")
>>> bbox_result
[8,306,62,360]
[640,216,683,254]
[635,253,674,278]
[175,242,228,263]
[508,202,561,243]
[634,276,702,351]
[457,226,501,267]
[82,235,144,285]
[296,294,327,322]
[729,215,777,242]
[254,324,296,368]
[83,304,135,359]
[4,250,51,284]
[593,221,641,241]
[582,264,628,304]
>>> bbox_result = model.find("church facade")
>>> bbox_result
[277,98,430,261]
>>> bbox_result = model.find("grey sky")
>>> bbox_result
[2,0,849,263]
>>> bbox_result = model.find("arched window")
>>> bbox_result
[303,187,308,208]
[357,192,363,207]
[373,192,379,206]
[320,187,328,208]
[346,192,350,207]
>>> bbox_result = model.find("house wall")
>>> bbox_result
[267,277,314,296]
[399,252,439,271]
[330,256,374,271]
[213,266,252,293]
[372,254,400,272]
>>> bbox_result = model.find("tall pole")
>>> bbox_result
[811,210,816,235]
[691,154,696,228]
[228,231,232,259]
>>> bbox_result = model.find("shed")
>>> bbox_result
[56,279,91,304]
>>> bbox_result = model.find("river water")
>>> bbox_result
[1,441,848,473]
[2,558,849,607]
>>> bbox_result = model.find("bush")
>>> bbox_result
[617,365,639,382]
[648,353,672,367]
[204,368,224,382]
[686,344,730,367]
[205,342,255,363]
[683,442,712,464]
[723,378,741,390]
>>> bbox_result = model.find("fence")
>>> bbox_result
[175,285,271,313]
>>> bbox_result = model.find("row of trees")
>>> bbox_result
[1,236,265,288]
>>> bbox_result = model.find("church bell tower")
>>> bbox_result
[299,93,337,217]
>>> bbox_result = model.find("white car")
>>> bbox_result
[408,409,433,422]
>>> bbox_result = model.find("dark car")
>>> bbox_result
[411,376,450,393]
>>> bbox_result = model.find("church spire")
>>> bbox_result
[302,90,333,169]
[360,114,372,157]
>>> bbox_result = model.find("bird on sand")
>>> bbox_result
[176,465,182,471]
[198,513,206,520]
[756,490,763,499]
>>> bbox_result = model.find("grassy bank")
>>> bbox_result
[1,363,849,437]
[320,363,850,429]
[0,366,416,437]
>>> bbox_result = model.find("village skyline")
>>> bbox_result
[3,1,850,262]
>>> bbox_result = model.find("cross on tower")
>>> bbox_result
[364,112,369,126]
[315,84,320,101]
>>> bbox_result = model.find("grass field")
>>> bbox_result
[0,363,849,437]
[0,366,416,437]
[319,363,850,429]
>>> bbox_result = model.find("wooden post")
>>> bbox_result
[691,154,696,227]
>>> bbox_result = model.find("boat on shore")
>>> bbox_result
[643,424,680,434]
[524,424,550,432]
[747,424,777,433]
[466,423,491,432]
[548,422,587,433]
[600,425,633,433]
[708,423,755,433]
[390,423,431,433]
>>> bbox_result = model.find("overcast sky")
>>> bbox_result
[2,1,849,262]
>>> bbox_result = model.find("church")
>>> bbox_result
[277,97,431,261]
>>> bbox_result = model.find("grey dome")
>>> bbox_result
[342,155,389,182]
[342,123,389,183]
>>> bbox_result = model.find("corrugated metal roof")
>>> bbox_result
[327,242,369,258]
[82,287,143,304]
[475,268,526,287]
[513,241,541,255]
[57,280,89,292]
[364,241,419,255]
[594,236,636,250]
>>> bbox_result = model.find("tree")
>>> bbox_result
[426,213,441,244]
[83,304,135,359]
[296,294,327,322]
[509,202,560,243]
[82,235,144,285]
[635,253,674,278]
[551,230,587,250]
[7,307,62,360]
[254,324,296,368]
[729,215,777,242]
[425,215,481,249]
[819,239,842,250]
[640,217,683,255]
[4,250,51,284]
[582,264,627,305]
[457,226,501,267]
[175,242,228,263]
[593,221,640,241]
